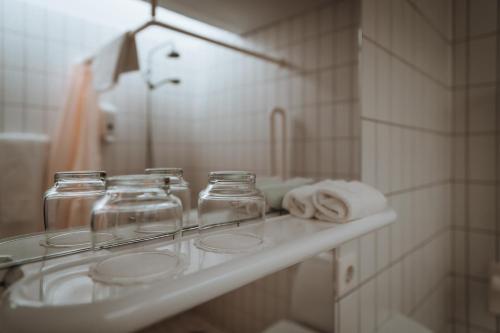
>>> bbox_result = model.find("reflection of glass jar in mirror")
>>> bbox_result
[90,175,183,249]
[197,171,266,254]
[145,168,192,226]
[43,171,106,248]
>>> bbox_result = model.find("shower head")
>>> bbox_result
[166,50,180,58]
[168,78,181,85]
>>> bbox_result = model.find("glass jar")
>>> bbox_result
[90,174,183,249]
[145,168,192,226]
[43,171,106,248]
[197,171,266,253]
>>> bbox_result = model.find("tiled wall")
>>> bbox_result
[451,0,499,332]
[351,0,453,332]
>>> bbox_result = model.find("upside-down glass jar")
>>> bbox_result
[145,168,192,226]
[196,171,266,253]
[90,174,183,249]
[42,171,106,248]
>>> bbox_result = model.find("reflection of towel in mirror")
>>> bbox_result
[46,63,102,228]
[91,32,139,91]
[0,133,49,237]
[313,180,387,223]
[258,177,314,210]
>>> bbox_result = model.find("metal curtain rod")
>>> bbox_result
[134,1,292,68]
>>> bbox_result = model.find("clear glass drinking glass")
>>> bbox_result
[43,171,106,248]
[145,168,192,226]
[197,171,266,253]
[90,174,183,249]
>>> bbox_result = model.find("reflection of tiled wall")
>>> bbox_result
[0,0,200,179]
[0,0,114,135]
[185,0,361,197]
[0,0,151,178]
[452,0,499,332]
[350,0,453,332]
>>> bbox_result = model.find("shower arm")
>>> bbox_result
[143,41,178,89]
[132,1,293,69]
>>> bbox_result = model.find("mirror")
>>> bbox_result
[0,0,360,268]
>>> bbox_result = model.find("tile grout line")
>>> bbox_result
[362,34,451,90]
[464,0,471,330]
[495,8,500,333]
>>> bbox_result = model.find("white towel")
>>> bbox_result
[312,180,387,223]
[282,183,321,218]
[0,133,49,237]
[91,31,139,91]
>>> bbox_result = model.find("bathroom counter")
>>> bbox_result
[0,209,396,333]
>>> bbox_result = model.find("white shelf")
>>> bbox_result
[0,209,396,333]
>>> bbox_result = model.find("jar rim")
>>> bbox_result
[145,167,183,176]
[106,174,169,188]
[208,171,255,183]
[54,171,106,182]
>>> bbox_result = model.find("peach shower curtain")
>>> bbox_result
[46,62,102,229]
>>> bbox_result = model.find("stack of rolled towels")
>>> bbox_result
[282,180,387,223]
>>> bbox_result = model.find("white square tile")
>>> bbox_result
[333,104,351,138]
[319,32,334,68]
[303,38,319,71]
[453,230,466,275]
[402,254,415,313]
[468,232,495,278]
[390,261,403,313]
[3,32,24,68]
[468,184,496,231]
[3,0,24,32]
[338,291,359,333]
[470,0,498,36]
[360,279,376,333]
[334,29,354,66]
[25,37,46,71]
[375,124,391,194]
[359,231,376,281]
[303,10,318,38]
[469,86,496,133]
[361,0,375,38]
[3,69,24,104]
[376,226,390,271]
[25,108,44,133]
[376,269,391,327]
[319,140,335,174]
[319,5,334,33]
[360,41,376,119]
[468,135,496,181]
[469,36,497,84]
[25,3,45,37]
[318,68,334,104]
[333,66,352,102]
[469,281,496,330]
[334,0,354,30]
[3,105,24,131]
[26,72,46,106]
[47,9,65,41]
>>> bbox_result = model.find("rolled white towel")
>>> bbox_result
[282,183,322,218]
[312,180,386,223]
